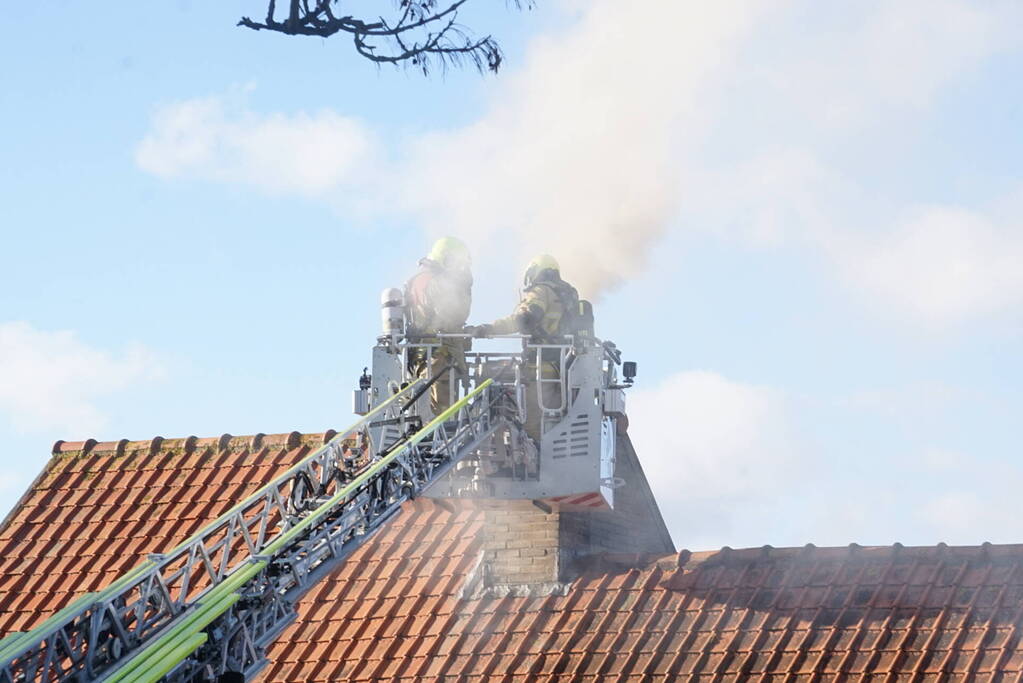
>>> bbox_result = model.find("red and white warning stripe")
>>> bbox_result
[545,491,608,509]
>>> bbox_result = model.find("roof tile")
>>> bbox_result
[3,430,1023,682]
[0,431,314,633]
[253,499,1023,682]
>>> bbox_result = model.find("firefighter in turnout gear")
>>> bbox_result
[472,254,580,442]
[405,237,473,416]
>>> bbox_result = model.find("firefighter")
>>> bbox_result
[405,236,473,416]
[470,254,579,441]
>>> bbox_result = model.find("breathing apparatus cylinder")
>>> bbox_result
[380,288,405,337]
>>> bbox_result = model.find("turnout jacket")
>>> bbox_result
[404,259,472,336]
[491,275,579,342]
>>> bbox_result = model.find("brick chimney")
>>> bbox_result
[464,433,674,597]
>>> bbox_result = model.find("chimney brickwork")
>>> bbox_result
[481,501,563,586]
[477,432,674,592]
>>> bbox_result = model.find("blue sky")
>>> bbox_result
[1,0,1021,551]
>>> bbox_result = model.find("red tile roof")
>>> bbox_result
[258,498,1023,682]
[0,431,334,633]
[2,431,1022,682]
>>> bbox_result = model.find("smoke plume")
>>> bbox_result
[136,0,1023,320]
[136,1,764,301]
[396,1,762,298]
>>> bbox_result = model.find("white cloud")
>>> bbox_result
[627,373,1023,549]
[136,92,378,198]
[627,370,801,548]
[691,152,1023,326]
[833,206,1023,324]
[135,0,1023,321]
[396,0,768,298]
[755,0,1011,130]
[682,0,1023,327]
[916,456,1023,544]
[0,322,165,437]
[136,1,771,299]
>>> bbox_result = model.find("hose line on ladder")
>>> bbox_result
[399,364,454,414]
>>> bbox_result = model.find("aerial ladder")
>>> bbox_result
[0,287,635,683]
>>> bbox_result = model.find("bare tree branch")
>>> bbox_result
[238,0,532,75]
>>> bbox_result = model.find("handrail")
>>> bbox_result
[170,378,422,552]
[266,378,492,556]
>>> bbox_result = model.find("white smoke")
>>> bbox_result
[136,2,767,300]
[135,0,1023,317]
[397,1,766,298]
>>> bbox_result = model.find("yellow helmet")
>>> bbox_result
[428,236,471,272]
[523,253,559,287]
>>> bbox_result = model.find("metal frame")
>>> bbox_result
[164,379,503,683]
[2,328,630,682]
[527,342,572,433]
[0,379,500,683]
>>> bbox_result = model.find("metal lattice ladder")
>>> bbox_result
[0,378,502,683]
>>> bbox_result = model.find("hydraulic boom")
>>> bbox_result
[1,283,636,683]
[0,378,502,683]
